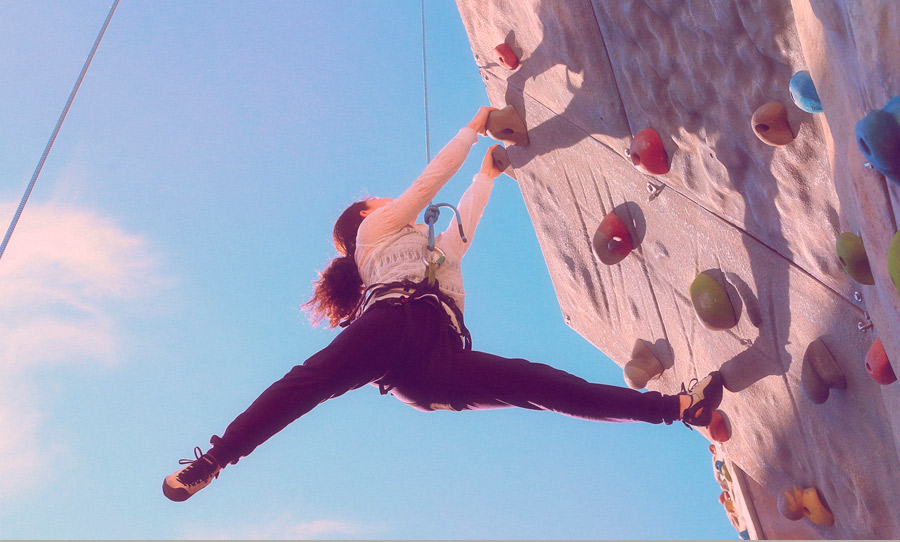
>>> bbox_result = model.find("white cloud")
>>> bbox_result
[183,514,372,540]
[0,200,166,496]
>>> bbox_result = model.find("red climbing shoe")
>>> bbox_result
[680,371,724,428]
[163,447,222,502]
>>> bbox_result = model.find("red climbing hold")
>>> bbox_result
[629,128,669,175]
[592,211,633,265]
[494,43,519,70]
[866,338,896,385]
[708,410,731,443]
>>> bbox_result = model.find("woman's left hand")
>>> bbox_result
[468,106,498,135]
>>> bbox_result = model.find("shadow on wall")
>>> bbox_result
[493,1,631,169]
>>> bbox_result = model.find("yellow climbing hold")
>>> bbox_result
[778,486,834,526]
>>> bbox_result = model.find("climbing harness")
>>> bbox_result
[0,1,120,264]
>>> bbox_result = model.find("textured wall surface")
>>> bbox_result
[457,0,900,538]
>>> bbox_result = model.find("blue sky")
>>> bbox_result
[0,1,735,538]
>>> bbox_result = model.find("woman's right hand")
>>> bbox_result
[468,106,498,135]
[480,144,503,179]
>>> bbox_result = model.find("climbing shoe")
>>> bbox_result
[163,447,221,502]
[680,371,724,428]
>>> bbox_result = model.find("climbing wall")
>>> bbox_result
[457,0,900,539]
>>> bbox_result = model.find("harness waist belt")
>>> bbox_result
[363,289,465,340]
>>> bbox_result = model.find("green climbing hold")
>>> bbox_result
[889,231,900,298]
[689,272,738,330]
[836,232,874,285]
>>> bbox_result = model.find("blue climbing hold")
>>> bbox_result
[856,96,900,185]
[789,70,822,113]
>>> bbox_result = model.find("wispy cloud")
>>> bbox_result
[0,200,167,496]
[183,513,375,540]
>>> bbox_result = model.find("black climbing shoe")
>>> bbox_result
[680,371,724,429]
[163,447,222,502]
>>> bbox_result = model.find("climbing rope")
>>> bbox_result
[0,0,120,264]
[418,2,467,287]
[420,0,431,165]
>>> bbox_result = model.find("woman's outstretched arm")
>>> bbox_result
[358,107,495,246]
[442,144,503,257]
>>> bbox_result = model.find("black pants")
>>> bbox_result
[209,299,681,465]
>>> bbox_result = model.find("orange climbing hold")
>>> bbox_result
[494,43,519,70]
[866,337,896,385]
[751,101,795,146]
[591,211,633,265]
[629,128,669,175]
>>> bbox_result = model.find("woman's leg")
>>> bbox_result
[208,305,406,465]
[445,349,681,424]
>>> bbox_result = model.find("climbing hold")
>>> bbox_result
[865,337,896,385]
[889,231,900,298]
[708,410,731,443]
[719,491,736,515]
[623,339,663,389]
[591,211,633,265]
[801,337,847,404]
[855,96,900,185]
[777,487,803,521]
[485,105,529,146]
[689,272,738,330]
[629,128,669,175]
[494,43,519,70]
[490,145,516,180]
[836,232,875,285]
[778,486,834,526]
[789,70,823,113]
[751,101,795,146]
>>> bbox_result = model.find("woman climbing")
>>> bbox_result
[162,106,724,502]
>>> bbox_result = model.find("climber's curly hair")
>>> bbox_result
[302,200,370,328]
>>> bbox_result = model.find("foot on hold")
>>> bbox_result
[163,447,222,502]
[680,371,724,428]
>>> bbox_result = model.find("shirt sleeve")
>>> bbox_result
[441,171,494,258]
[357,127,479,247]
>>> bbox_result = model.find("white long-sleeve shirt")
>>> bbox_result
[355,127,493,313]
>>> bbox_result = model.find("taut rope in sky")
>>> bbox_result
[0,0,120,264]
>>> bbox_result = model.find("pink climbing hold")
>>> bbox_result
[494,43,519,70]
[629,128,669,175]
